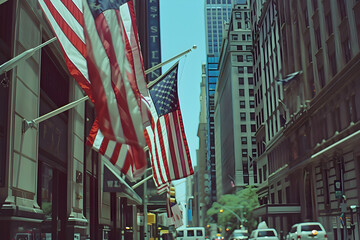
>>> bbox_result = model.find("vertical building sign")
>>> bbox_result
[147,0,161,81]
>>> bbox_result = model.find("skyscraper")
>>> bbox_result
[215,1,256,198]
[204,0,233,204]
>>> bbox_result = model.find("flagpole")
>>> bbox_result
[0,37,57,75]
[22,96,89,134]
[144,45,197,75]
[131,174,153,190]
[147,61,179,89]
[22,45,196,133]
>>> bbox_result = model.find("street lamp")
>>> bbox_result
[215,203,244,229]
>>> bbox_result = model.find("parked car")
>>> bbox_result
[229,229,248,240]
[287,222,327,240]
[249,228,279,240]
[176,227,206,240]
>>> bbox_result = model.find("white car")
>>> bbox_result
[287,222,327,240]
[230,229,249,240]
[249,228,279,240]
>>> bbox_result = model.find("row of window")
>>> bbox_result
[240,112,255,121]
[238,66,253,74]
[239,88,254,97]
[240,100,255,108]
[240,124,256,133]
[237,54,253,62]
[238,77,253,85]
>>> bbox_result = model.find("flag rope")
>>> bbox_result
[22,45,196,134]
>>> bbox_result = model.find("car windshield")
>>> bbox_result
[301,225,323,231]
[258,230,276,237]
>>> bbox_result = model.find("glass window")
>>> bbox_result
[240,112,246,120]
[249,89,254,96]
[187,230,194,236]
[301,225,323,231]
[240,101,246,108]
[38,164,53,218]
[251,124,256,132]
[235,12,241,19]
[241,137,247,144]
[239,77,244,84]
[342,38,351,63]
[338,0,346,19]
[241,125,246,132]
[242,149,248,157]
[250,100,255,108]
[250,112,255,120]
[325,13,333,35]
[239,89,245,96]
[196,230,203,236]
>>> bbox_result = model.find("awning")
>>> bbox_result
[103,161,142,205]
[253,204,301,218]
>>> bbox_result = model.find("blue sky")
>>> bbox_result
[159,0,206,170]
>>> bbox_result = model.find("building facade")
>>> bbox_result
[251,0,360,240]
[0,1,159,240]
[215,2,257,198]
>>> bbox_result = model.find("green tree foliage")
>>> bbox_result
[206,186,259,235]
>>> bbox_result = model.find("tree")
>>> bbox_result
[206,186,259,235]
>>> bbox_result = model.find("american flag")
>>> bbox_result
[82,0,147,146]
[145,62,194,188]
[87,119,146,181]
[38,0,149,146]
[38,0,149,179]
[38,0,91,98]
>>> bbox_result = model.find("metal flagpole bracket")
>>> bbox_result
[22,119,36,134]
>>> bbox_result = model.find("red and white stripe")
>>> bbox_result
[144,97,194,188]
[38,0,92,98]
[87,119,146,181]
[157,182,170,195]
[82,1,146,146]
[39,0,149,180]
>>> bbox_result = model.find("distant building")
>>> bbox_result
[215,1,257,198]
[193,63,209,227]
[204,0,234,205]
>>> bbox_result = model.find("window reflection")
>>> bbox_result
[40,164,53,218]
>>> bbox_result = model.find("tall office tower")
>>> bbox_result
[204,0,244,204]
[250,0,284,211]
[215,1,256,198]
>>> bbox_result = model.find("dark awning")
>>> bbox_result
[253,204,301,218]
[103,161,142,205]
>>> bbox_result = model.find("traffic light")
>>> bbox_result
[170,186,176,205]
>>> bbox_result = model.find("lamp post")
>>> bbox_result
[215,203,244,229]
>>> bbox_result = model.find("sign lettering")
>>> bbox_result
[147,0,161,82]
